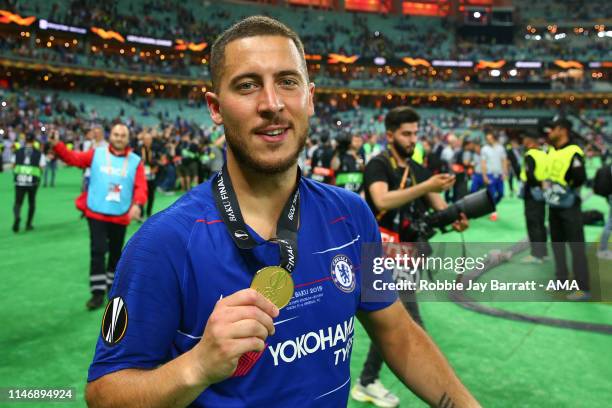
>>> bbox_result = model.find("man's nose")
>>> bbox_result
[257,85,285,116]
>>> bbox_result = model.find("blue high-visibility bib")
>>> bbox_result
[87,147,141,215]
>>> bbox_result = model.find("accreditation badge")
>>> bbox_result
[105,183,122,202]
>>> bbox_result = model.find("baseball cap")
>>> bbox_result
[543,115,573,133]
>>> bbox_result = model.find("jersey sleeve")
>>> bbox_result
[87,212,190,382]
[356,198,398,312]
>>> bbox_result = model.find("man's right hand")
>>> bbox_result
[187,289,279,388]
[426,173,455,193]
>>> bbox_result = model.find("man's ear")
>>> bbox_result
[307,82,315,117]
[385,130,393,144]
[205,92,223,126]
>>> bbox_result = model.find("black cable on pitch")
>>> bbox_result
[447,207,612,335]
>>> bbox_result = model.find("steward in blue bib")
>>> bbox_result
[87,147,141,216]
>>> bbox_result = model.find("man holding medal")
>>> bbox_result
[85,16,479,408]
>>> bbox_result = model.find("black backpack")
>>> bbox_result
[593,164,612,197]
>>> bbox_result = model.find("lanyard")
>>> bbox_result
[212,164,300,273]
[105,149,129,177]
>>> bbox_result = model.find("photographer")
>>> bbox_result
[332,132,365,194]
[351,107,468,408]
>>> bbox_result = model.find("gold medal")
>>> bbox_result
[250,266,294,309]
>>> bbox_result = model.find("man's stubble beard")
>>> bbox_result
[225,127,308,175]
[111,141,127,151]
[393,139,413,160]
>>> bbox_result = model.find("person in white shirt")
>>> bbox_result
[475,132,508,220]
[83,126,108,191]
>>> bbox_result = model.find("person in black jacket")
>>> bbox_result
[544,117,590,301]
[506,138,522,197]
[12,134,46,232]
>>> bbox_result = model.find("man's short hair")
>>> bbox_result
[210,16,307,93]
[384,107,420,132]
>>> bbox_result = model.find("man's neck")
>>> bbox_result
[554,136,570,149]
[109,145,128,156]
[226,151,298,240]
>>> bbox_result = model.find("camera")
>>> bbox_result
[425,189,496,229]
[409,189,496,241]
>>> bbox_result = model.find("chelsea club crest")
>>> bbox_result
[331,254,355,293]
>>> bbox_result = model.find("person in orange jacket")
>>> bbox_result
[50,124,148,310]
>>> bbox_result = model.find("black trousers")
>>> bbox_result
[508,172,516,195]
[14,185,38,227]
[359,290,424,386]
[549,204,590,291]
[87,218,127,295]
[146,179,156,217]
[524,198,548,258]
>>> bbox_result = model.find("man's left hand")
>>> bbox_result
[129,204,142,221]
[452,213,469,232]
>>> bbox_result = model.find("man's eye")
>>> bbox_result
[237,82,256,91]
[280,78,298,87]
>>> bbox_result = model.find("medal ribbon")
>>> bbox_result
[212,164,300,273]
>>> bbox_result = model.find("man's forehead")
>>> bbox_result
[222,35,305,77]
[399,122,419,131]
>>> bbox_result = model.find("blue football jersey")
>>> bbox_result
[88,176,396,407]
